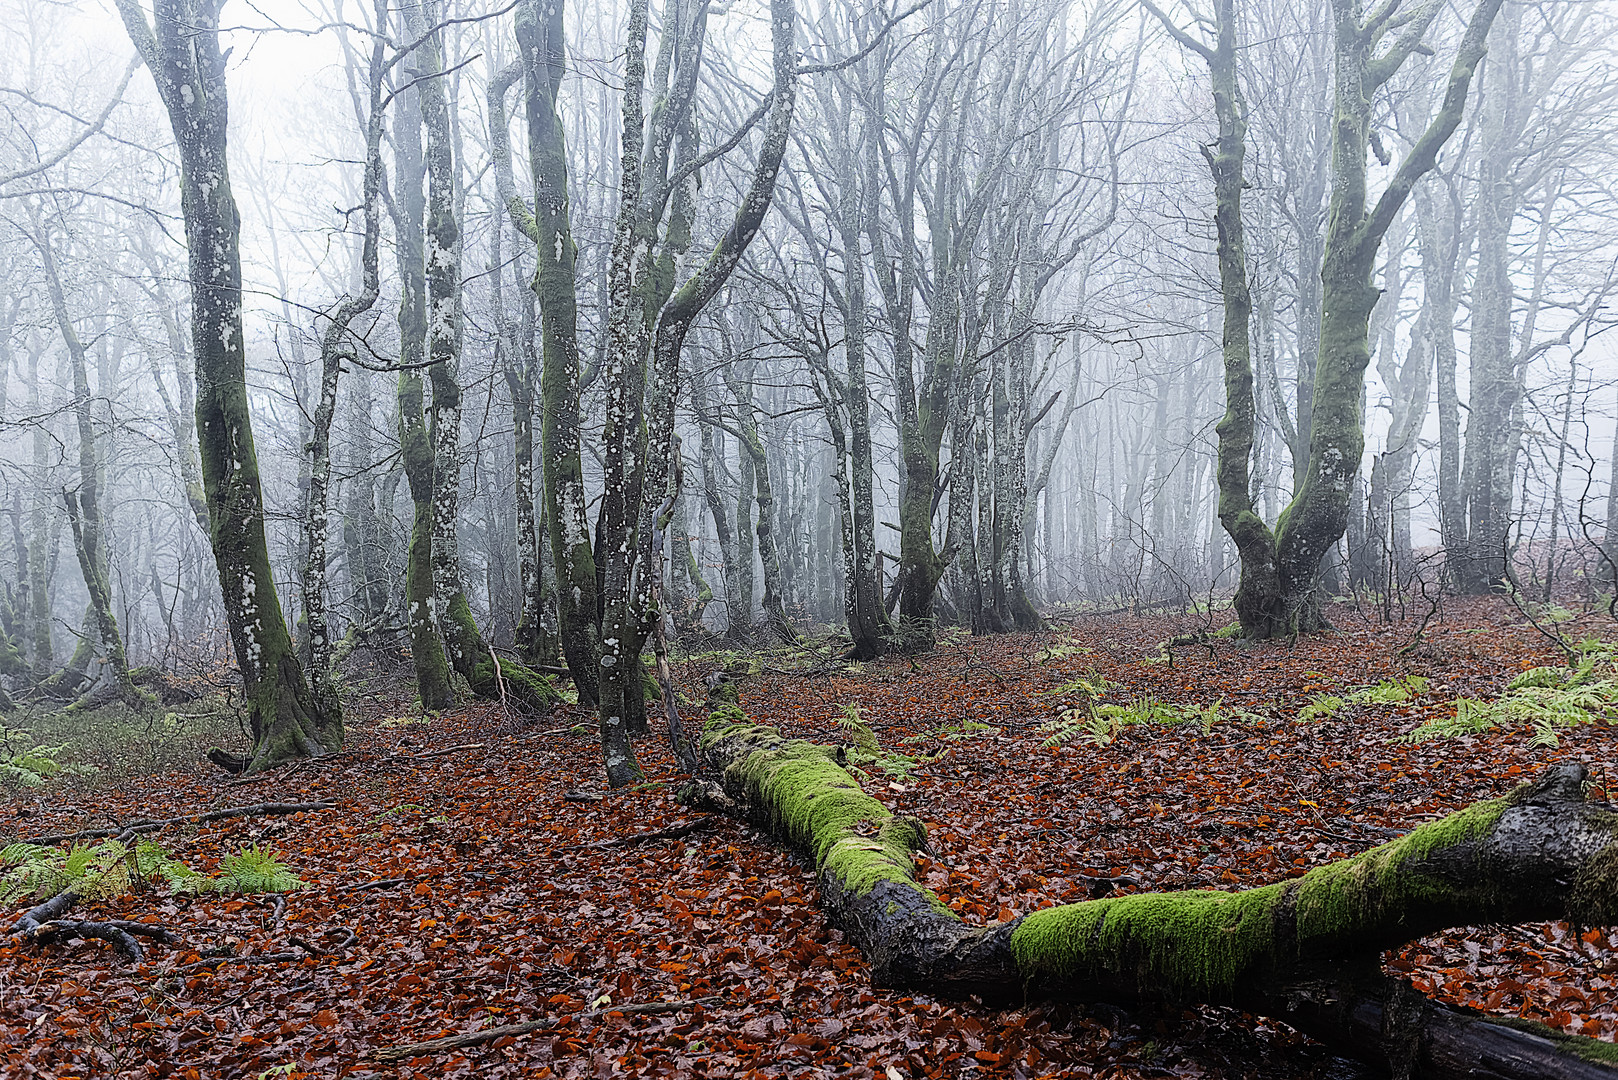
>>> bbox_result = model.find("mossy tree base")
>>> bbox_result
[690,691,1618,1079]
[443,592,562,715]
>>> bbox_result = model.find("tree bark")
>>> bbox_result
[389,41,455,714]
[115,0,337,771]
[301,0,385,724]
[692,695,1618,1080]
[34,223,135,699]
[513,0,601,706]
[1270,0,1504,630]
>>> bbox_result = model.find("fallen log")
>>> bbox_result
[689,688,1618,1079]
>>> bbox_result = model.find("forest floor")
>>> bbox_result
[2,596,1617,1079]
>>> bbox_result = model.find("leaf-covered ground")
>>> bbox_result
[2,598,1615,1078]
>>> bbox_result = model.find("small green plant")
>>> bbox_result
[372,803,429,823]
[212,845,304,894]
[0,728,98,789]
[908,720,1001,745]
[0,839,300,903]
[1047,670,1110,698]
[378,715,431,728]
[837,704,928,779]
[1400,650,1618,745]
[1346,675,1430,705]
[1035,635,1092,664]
[1297,694,1345,722]
[1042,695,1185,748]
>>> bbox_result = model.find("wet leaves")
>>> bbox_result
[0,599,1614,1077]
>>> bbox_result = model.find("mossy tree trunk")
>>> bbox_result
[1146,0,1286,639]
[809,97,896,659]
[1160,0,1502,636]
[724,358,795,644]
[513,0,601,707]
[591,0,795,786]
[116,0,337,770]
[693,694,1618,1080]
[388,47,455,714]
[1270,0,1504,629]
[488,61,549,668]
[414,0,559,717]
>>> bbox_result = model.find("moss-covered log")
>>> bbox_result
[693,698,1618,1078]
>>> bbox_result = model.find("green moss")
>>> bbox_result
[702,716,952,917]
[1569,837,1618,928]
[1487,1016,1618,1065]
[1010,796,1512,998]
[1011,883,1289,996]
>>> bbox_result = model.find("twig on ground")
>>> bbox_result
[373,997,723,1062]
[395,743,485,761]
[588,816,720,849]
[258,893,287,928]
[21,802,336,846]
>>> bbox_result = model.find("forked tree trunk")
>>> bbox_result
[416,0,560,718]
[35,224,134,700]
[115,0,337,770]
[301,0,384,724]
[691,693,1618,1080]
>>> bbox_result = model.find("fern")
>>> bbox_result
[1042,695,1191,748]
[1041,708,1119,747]
[836,704,928,779]
[1347,675,1430,705]
[1035,636,1092,664]
[1048,670,1110,698]
[0,839,299,902]
[1298,694,1345,722]
[835,704,879,755]
[211,846,304,894]
[1399,661,1618,744]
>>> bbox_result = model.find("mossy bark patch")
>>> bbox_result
[1011,795,1514,999]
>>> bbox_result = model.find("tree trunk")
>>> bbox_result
[488,60,547,666]
[35,224,134,699]
[727,364,796,644]
[514,0,600,707]
[301,5,384,723]
[116,0,337,770]
[389,48,455,714]
[1271,0,1504,630]
[691,694,1618,1080]
[693,364,744,640]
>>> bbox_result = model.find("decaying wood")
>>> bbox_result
[693,685,1618,1080]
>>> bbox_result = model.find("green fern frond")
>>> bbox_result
[209,845,304,894]
[1298,694,1345,722]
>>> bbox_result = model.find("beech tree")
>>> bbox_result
[114,0,339,770]
[1164,0,1506,637]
